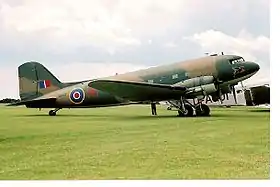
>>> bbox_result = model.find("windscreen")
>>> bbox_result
[229,57,245,64]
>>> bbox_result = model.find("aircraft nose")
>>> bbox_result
[245,61,260,74]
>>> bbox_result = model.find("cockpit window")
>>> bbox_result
[229,57,245,64]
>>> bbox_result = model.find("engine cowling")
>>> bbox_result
[176,75,215,88]
[176,76,218,98]
[176,76,218,96]
[191,83,218,95]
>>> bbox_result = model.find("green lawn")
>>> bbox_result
[0,104,270,179]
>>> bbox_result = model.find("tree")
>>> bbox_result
[0,98,20,103]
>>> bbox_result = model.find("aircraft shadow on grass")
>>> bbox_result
[14,114,188,119]
[248,109,270,113]
[13,111,268,120]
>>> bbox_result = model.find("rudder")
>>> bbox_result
[18,62,63,100]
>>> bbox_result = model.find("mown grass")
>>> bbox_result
[0,104,270,179]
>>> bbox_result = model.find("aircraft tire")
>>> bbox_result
[177,104,194,117]
[195,104,210,117]
[49,110,56,116]
[184,104,194,117]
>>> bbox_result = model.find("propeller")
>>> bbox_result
[213,77,225,104]
[240,81,246,91]
[231,85,238,105]
[231,81,247,105]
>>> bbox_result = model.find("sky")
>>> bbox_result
[0,0,270,99]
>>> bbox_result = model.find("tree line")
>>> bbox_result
[0,98,20,103]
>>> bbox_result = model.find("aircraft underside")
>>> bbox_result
[44,76,231,116]
[46,96,211,117]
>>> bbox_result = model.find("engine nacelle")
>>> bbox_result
[191,83,218,95]
[176,76,215,88]
[176,76,218,97]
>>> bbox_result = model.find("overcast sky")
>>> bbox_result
[0,0,270,99]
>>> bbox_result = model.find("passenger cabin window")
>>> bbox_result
[148,80,153,83]
[172,74,178,79]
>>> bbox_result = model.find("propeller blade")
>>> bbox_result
[240,81,245,90]
[220,96,223,104]
[218,88,223,104]
[214,78,224,104]
[232,86,237,104]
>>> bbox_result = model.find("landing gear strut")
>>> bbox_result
[168,97,211,117]
[48,108,61,116]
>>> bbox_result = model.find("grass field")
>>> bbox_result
[0,104,270,179]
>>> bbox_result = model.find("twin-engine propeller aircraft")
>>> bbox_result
[9,54,260,117]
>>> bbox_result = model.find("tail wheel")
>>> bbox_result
[195,104,210,116]
[49,110,56,116]
[178,104,194,117]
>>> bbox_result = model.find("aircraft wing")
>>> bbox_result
[7,97,57,108]
[88,80,187,102]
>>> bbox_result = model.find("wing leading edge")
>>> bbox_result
[88,80,187,102]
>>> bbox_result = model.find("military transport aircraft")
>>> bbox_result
[9,54,260,117]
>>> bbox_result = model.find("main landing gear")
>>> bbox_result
[168,97,210,117]
[195,104,210,117]
[48,108,61,116]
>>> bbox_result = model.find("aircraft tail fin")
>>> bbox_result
[18,62,63,100]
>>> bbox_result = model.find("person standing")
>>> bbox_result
[151,102,157,116]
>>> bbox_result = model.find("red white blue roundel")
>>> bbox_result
[69,88,85,104]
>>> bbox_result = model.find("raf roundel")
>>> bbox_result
[69,88,85,104]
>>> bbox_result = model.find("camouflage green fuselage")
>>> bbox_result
[18,54,259,108]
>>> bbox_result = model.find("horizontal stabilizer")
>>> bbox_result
[7,97,56,108]
[88,80,186,102]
